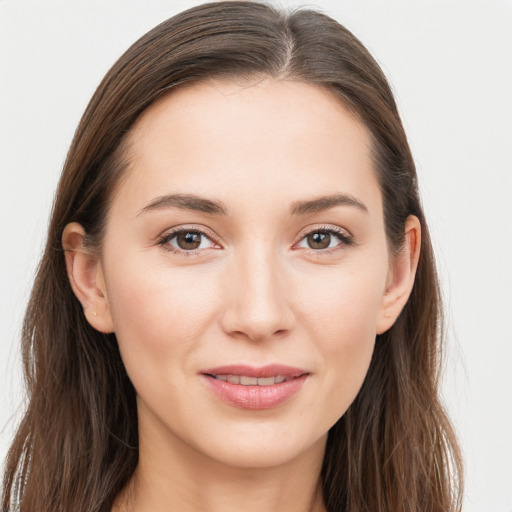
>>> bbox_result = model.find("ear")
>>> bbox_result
[376,215,421,335]
[62,222,115,333]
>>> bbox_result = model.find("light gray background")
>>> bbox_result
[1,1,511,510]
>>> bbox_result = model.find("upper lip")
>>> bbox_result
[200,364,308,378]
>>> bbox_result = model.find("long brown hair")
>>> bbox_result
[2,2,463,511]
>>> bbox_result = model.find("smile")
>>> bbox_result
[210,374,289,385]
[200,365,309,409]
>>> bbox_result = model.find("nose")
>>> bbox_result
[220,245,295,342]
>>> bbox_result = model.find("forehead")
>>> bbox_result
[115,78,381,218]
[129,78,369,160]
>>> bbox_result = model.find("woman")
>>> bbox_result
[1,2,463,511]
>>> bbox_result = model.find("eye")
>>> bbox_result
[295,227,353,253]
[158,228,218,254]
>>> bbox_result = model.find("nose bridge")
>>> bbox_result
[222,238,293,341]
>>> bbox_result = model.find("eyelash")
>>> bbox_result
[156,225,354,257]
[295,225,354,256]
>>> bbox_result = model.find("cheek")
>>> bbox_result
[295,262,386,409]
[104,257,220,367]
[317,293,377,382]
[298,261,386,347]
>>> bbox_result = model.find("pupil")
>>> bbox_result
[308,232,330,249]
[177,232,201,250]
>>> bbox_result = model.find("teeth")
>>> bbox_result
[213,374,289,386]
[240,376,258,385]
[256,377,275,386]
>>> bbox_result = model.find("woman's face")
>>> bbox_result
[95,79,397,468]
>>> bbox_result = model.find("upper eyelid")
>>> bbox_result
[159,225,220,242]
[295,224,353,241]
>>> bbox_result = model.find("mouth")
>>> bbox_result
[200,364,309,410]
[208,374,291,385]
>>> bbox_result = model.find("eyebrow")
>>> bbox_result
[139,193,229,216]
[138,192,368,217]
[290,194,368,215]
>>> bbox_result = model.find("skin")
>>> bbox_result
[63,78,420,512]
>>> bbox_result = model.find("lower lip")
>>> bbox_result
[201,374,309,410]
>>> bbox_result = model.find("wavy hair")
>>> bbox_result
[2,2,462,511]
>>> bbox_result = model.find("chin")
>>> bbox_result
[192,427,328,471]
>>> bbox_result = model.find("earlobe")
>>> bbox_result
[376,215,421,335]
[62,222,115,333]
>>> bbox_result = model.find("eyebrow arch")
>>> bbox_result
[290,194,368,215]
[138,192,367,217]
[138,193,229,216]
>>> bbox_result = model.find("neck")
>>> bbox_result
[113,408,327,512]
